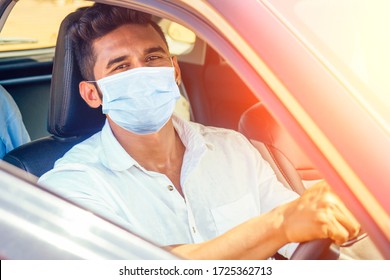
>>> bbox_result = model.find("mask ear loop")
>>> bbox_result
[82,80,104,102]
[169,56,175,67]
[170,56,180,84]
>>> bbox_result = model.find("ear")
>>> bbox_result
[79,81,102,108]
[171,56,182,85]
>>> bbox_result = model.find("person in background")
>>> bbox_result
[0,85,31,159]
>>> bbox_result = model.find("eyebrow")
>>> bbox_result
[144,46,167,55]
[105,46,168,70]
[106,55,128,70]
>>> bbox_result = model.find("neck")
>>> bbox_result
[108,117,184,172]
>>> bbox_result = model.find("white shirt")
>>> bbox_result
[39,115,299,258]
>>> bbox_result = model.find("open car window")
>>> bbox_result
[0,0,195,134]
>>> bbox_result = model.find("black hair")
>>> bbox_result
[69,3,168,80]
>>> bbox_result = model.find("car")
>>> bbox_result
[0,0,389,260]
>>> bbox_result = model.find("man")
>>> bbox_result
[0,85,30,159]
[39,3,361,259]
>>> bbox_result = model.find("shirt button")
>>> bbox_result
[167,185,174,191]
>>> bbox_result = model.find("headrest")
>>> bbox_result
[48,9,105,138]
[239,102,321,181]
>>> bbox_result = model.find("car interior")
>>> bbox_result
[0,1,352,260]
[1,5,320,194]
[239,103,322,194]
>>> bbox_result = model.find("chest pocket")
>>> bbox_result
[211,193,258,235]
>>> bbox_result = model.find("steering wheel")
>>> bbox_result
[290,232,369,259]
[290,238,340,260]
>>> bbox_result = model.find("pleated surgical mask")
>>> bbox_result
[96,66,180,134]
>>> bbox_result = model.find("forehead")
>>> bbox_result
[92,23,168,65]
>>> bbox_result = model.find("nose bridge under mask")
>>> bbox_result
[98,66,176,99]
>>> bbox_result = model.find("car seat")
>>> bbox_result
[238,102,322,195]
[180,45,258,130]
[2,10,105,178]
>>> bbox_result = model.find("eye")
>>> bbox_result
[114,64,130,71]
[145,55,163,62]
[145,55,170,67]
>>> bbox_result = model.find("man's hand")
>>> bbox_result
[169,181,361,260]
[279,180,361,245]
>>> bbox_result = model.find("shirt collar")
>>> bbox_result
[172,114,210,153]
[100,120,138,171]
[100,114,212,172]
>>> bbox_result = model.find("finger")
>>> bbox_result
[316,185,361,240]
[325,214,351,245]
[335,210,360,239]
[330,195,361,239]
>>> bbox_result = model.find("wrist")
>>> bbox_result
[268,203,293,245]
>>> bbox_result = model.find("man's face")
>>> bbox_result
[79,23,181,110]
[92,23,173,81]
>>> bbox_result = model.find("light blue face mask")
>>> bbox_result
[97,66,180,134]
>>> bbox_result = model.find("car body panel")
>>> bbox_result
[0,161,179,259]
